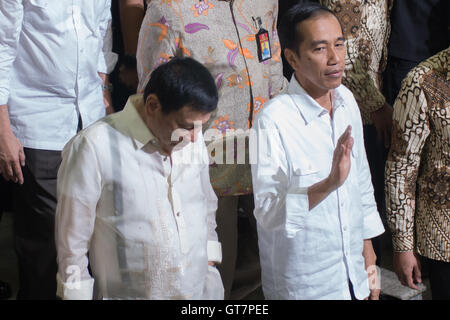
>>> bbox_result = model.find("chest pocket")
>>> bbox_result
[29,0,48,8]
[290,158,321,189]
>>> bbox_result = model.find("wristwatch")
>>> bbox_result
[102,83,113,92]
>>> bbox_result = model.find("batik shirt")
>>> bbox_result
[386,48,450,263]
[321,0,392,125]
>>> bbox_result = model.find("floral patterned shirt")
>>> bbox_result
[136,0,287,196]
[321,0,392,125]
[385,48,450,262]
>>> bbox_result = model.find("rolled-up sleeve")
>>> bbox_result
[97,0,118,74]
[55,134,102,300]
[0,0,23,105]
[251,115,309,238]
[353,106,385,239]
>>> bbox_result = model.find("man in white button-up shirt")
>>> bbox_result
[55,57,224,300]
[251,3,384,299]
[0,0,117,299]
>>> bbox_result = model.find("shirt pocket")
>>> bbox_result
[23,0,53,29]
[284,159,321,237]
[29,0,48,8]
[290,158,321,188]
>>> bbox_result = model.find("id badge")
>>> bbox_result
[256,28,272,62]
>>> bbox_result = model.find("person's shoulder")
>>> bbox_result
[336,84,356,102]
[256,94,295,123]
[71,116,113,148]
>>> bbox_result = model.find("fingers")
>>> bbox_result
[338,126,353,157]
[413,263,422,285]
[338,125,352,143]
[19,148,26,167]
[404,268,419,290]
[12,159,24,185]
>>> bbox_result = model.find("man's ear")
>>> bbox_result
[144,94,161,116]
[284,48,299,72]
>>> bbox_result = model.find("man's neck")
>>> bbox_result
[295,74,333,115]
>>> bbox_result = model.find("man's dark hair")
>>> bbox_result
[278,2,340,53]
[143,57,218,114]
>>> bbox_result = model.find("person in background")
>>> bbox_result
[0,0,117,299]
[136,0,287,299]
[109,0,147,111]
[55,57,223,300]
[251,2,384,300]
[320,0,393,262]
[385,48,449,300]
[383,0,449,106]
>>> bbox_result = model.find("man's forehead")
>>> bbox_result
[298,14,343,41]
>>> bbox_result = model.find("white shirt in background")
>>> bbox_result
[0,0,118,151]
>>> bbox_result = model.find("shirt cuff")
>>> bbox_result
[56,272,94,300]
[0,95,9,106]
[98,52,118,74]
[207,240,222,264]
[363,210,385,239]
[392,234,415,252]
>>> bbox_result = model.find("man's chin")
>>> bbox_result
[171,139,190,151]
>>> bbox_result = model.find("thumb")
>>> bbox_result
[19,148,26,167]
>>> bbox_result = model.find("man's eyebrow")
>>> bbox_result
[311,37,345,47]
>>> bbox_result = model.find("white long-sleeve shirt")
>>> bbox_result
[250,76,384,300]
[0,0,118,151]
[55,95,223,300]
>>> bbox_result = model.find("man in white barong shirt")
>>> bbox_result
[55,57,224,300]
[251,3,384,300]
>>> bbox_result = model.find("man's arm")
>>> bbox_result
[98,72,114,115]
[200,140,222,266]
[251,114,354,237]
[0,1,25,184]
[97,0,118,113]
[55,134,102,300]
[385,73,430,290]
[362,239,380,300]
[307,126,354,210]
[119,0,145,55]
[118,0,145,92]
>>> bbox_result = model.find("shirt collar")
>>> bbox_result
[119,94,158,150]
[287,74,346,125]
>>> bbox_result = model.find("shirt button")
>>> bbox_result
[295,169,301,175]
[343,226,347,231]
[345,251,349,256]
[176,212,180,217]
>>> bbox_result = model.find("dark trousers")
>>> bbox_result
[0,178,13,218]
[382,56,419,106]
[12,148,61,300]
[423,256,450,300]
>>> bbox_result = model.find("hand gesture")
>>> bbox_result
[328,125,354,190]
